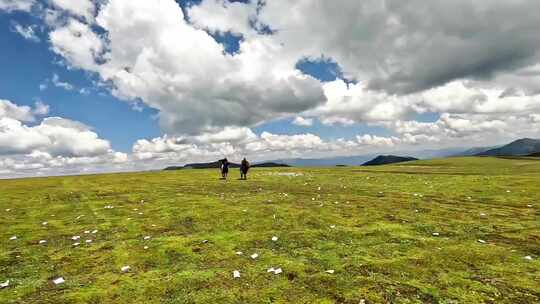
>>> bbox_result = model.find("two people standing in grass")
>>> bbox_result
[219,158,250,180]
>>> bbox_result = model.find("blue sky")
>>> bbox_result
[0,10,161,152]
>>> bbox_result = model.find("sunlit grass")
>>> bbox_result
[1,157,539,303]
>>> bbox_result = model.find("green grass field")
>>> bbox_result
[1,157,539,303]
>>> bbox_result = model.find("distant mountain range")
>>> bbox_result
[476,138,540,156]
[270,147,464,167]
[163,138,540,170]
[362,155,419,166]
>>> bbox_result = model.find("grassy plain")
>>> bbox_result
[1,157,539,303]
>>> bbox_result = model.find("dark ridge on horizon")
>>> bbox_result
[164,161,290,170]
[476,138,540,156]
[362,155,419,166]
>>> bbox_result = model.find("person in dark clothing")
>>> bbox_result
[240,158,250,180]
[220,158,230,179]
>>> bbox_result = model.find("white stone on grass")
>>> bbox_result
[271,236,278,242]
[235,251,243,255]
[273,268,282,274]
[72,236,80,241]
[73,242,80,246]
[9,236,17,241]
[144,246,149,250]
[121,266,131,273]
[524,255,533,260]
[432,232,440,236]
[143,236,151,240]
[233,270,241,278]
[42,222,48,226]
[325,269,335,274]
[478,239,487,244]
[91,230,98,234]
[0,280,9,289]
[53,277,65,285]
[85,240,92,244]
[39,240,47,244]
[250,253,259,260]
[329,225,336,229]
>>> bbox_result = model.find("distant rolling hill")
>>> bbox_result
[362,155,419,166]
[452,146,497,157]
[476,138,540,156]
[528,152,540,157]
[164,161,290,170]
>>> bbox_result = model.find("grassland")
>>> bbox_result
[1,157,539,303]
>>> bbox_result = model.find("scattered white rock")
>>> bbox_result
[84,231,90,234]
[506,190,511,193]
[478,239,487,244]
[73,242,80,246]
[432,232,440,236]
[524,255,533,261]
[144,246,149,250]
[480,213,487,217]
[53,277,65,285]
[329,225,336,229]
[71,236,80,241]
[143,236,151,240]
[202,240,209,244]
[0,280,9,289]
[76,215,84,220]
[267,267,282,274]
[527,204,533,208]
[91,230,98,234]
[317,187,321,191]
[85,239,93,244]
[271,236,278,242]
[236,251,243,255]
[42,222,48,226]
[121,266,131,273]
[138,212,143,215]
[9,236,17,241]
[39,240,47,244]
[5,209,10,212]
[104,205,114,209]
[250,253,259,260]
[325,269,335,274]
[233,270,241,278]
